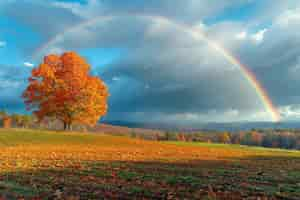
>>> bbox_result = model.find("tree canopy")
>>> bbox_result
[23,52,109,129]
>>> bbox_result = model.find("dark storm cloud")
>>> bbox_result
[54,17,262,117]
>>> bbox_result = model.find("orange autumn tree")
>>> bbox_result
[23,52,109,130]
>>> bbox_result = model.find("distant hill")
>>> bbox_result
[102,120,300,132]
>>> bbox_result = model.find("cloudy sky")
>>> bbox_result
[0,0,300,124]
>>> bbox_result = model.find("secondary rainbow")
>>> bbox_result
[32,14,281,122]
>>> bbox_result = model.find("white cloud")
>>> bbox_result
[251,29,267,44]
[234,28,268,44]
[0,41,6,47]
[235,29,267,44]
[0,80,21,88]
[112,76,120,81]
[276,8,300,27]
[249,111,273,122]
[225,109,239,117]
[279,105,300,120]
[235,31,247,40]
[23,62,34,68]
[53,0,94,19]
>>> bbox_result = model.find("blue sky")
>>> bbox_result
[0,17,41,65]
[1,0,300,123]
[204,1,260,25]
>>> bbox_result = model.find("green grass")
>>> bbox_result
[0,128,122,147]
[166,141,300,154]
[0,181,39,197]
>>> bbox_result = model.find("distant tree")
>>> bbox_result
[0,110,8,127]
[23,52,109,130]
[154,132,160,141]
[11,114,23,127]
[218,132,231,144]
[11,114,33,128]
[2,116,11,128]
[262,133,274,147]
[130,130,137,138]
[278,132,297,149]
[296,137,300,150]
[271,140,280,148]
[240,131,262,146]
[177,133,186,141]
[0,110,7,118]
[165,131,172,141]
[250,131,263,146]
[231,132,245,144]
[22,115,34,128]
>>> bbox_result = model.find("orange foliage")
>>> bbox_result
[218,132,231,144]
[23,52,109,129]
[2,116,11,128]
[250,131,263,145]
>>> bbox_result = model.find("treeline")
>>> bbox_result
[0,111,89,131]
[139,130,300,150]
[0,111,34,128]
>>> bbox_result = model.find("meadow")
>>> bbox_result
[0,129,299,199]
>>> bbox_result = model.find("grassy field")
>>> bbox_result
[0,129,299,199]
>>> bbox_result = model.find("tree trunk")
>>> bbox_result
[63,122,67,130]
[63,120,73,131]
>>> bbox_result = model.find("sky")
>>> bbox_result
[0,0,300,124]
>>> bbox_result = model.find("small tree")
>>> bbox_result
[296,137,300,150]
[130,130,137,138]
[250,131,263,146]
[0,110,7,118]
[218,132,231,144]
[11,114,23,127]
[154,133,160,141]
[22,115,34,128]
[165,131,174,141]
[3,116,11,128]
[177,133,186,141]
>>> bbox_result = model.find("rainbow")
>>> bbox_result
[32,14,281,122]
[199,37,281,122]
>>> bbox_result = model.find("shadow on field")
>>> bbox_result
[0,156,299,199]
